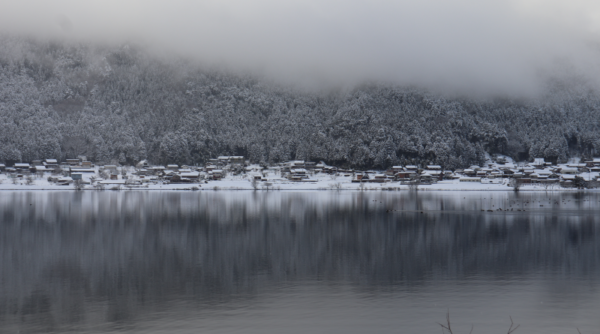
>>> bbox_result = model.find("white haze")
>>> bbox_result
[1,0,600,96]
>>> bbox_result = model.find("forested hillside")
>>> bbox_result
[1,36,599,169]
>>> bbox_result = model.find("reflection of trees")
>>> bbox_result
[0,191,600,329]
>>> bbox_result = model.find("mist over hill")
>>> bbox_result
[1,36,600,169]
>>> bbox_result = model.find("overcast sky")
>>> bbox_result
[1,0,600,94]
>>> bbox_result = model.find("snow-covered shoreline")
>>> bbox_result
[0,178,593,192]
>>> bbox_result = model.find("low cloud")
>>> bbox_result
[1,0,600,95]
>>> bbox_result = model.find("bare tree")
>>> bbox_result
[408,180,420,191]
[509,178,522,192]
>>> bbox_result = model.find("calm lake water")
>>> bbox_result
[1,190,600,333]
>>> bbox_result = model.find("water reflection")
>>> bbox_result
[0,191,600,333]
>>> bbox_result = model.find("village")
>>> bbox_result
[0,155,599,191]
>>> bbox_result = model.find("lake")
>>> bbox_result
[1,190,600,333]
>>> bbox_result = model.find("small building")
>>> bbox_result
[14,163,30,172]
[459,177,481,182]
[180,172,200,181]
[561,168,578,174]
[104,165,118,173]
[532,158,545,168]
[211,169,224,180]
[81,161,92,168]
[44,159,59,170]
[66,159,80,166]
[304,162,317,170]
[70,167,95,174]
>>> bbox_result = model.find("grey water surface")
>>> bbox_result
[1,190,600,333]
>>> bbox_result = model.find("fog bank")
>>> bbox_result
[2,0,600,94]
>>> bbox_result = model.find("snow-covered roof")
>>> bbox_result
[561,175,576,180]
[405,165,418,169]
[561,168,578,173]
[46,159,58,164]
[180,172,200,177]
[426,165,442,169]
[392,166,403,169]
[70,168,95,173]
[14,163,30,168]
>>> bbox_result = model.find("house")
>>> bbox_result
[104,165,118,172]
[463,169,476,176]
[70,167,95,175]
[395,171,416,180]
[289,168,309,180]
[561,168,578,174]
[392,166,404,173]
[180,172,200,181]
[44,159,59,170]
[149,166,165,175]
[289,160,306,169]
[167,164,179,171]
[248,172,263,181]
[532,158,545,168]
[66,159,80,166]
[0,164,5,172]
[229,156,245,165]
[81,161,92,168]
[561,174,576,182]
[56,177,73,186]
[210,169,224,180]
[426,165,442,170]
[14,163,30,172]
[459,177,480,182]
